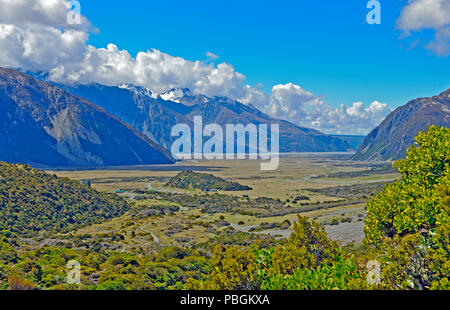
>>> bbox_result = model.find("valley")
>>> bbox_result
[0,0,448,292]
[49,153,399,249]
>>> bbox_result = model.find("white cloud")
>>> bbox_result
[0,0,392,135]
[0,23,88,72]
[0,0,91,30]
[0,0,249,99]
[48,43,248,98]
[397,0,450,56]
[397,0,450,31]
[253,84,392,135]
[267,83,319,120]
[238,84,269,107]
[425,26,450,56]
[205,51,219,60]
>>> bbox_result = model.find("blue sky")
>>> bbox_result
[0,0,448,134]
[82,0,449,109]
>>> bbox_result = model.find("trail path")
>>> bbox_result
[139,223,160,245]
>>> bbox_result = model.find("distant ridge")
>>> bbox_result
[353,89,450,161]
[62,84,353,153]
[329,135,365,151]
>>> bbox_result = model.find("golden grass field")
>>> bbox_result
[49,154,399,249]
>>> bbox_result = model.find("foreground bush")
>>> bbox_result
[365,126,449,289]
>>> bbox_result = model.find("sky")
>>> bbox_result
[0,0,449,135]
[83,0,449,107]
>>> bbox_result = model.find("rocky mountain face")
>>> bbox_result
[0,68,174,167]
[353,89,450,161]
[65,84,353,153]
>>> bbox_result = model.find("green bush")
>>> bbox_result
[364,126,449,289]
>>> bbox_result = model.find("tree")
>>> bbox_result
[364,126,449,289]
[187,246,258,290]
[270,216,339,275]
[189,216,344,290]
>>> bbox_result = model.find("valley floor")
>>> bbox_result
[48,153,399,249]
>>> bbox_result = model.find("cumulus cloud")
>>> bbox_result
[49,43,248,97]
[0,23,88,72]
[254,84,392,135]
[0,0,391,135]
[268,83,321,120]
[0,0,89,30]
[0,0,89,72]
[0,0,249,98]
[397,0,450,56]
[238,84,269,107]
[307,101,392,135]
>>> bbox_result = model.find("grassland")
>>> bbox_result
[48,154,399,248]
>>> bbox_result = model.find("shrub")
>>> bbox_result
[364,126,449,289]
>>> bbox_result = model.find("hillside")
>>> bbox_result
[353,89,450,161]
[0,162,130,237]
[166,171,252,191]
[63,84,353,153]
[329,135,365,151]
[0,68,174,168]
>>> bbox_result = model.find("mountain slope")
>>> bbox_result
[65,84,352,153]
[352,89,450,161]
[0,68,174,167]
[329,135,365,151]
[0,162,130,237]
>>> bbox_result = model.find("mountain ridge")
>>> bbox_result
[352,88,450,161]
[63,84,355,153]
[0,68,174,168]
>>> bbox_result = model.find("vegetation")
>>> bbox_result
[306,181,393,199]
[0,236,210,290]
[187,216,368,290]
[316,164,398,179]
[364,126,449,289]
[0,162,130,237]
[166,171,252,191]
[0,126,448,290]
[188,126,449,290]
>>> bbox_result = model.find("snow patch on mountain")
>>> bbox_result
[160,88,191,102]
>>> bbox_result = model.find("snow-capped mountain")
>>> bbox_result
[0,68,174,167]
[159,88,192,103]
[64,84,353,153]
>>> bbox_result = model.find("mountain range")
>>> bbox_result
[63,84,356,153]
[5,67,446,167]
[0,68,174,168]
[353,88,450,161]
